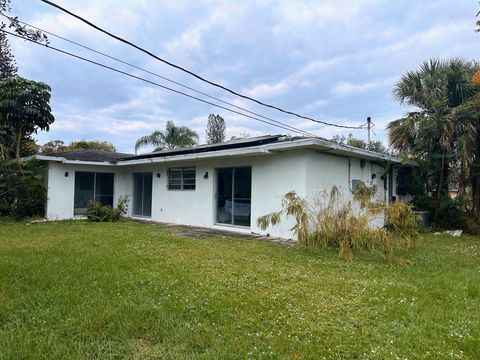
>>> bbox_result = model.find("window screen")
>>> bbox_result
[74,172,114,215]
[168,167,196,190]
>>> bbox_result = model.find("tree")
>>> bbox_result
[65,140,116,152]
[0,77,55,163]
[331,134,388,154]
[477,2,480,32]
[1,1,48,43]
[40,140,65,153]
[0,0,48,80]
[387,59,478,199]
[0,0,48,77]
[230,130,251,140]
[206,114,226,144]
[40,140,117,153]
[0,32,17,80]
[135,120,199,153]
[449,89,480,214]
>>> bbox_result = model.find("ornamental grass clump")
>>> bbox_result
[257,186,420,261]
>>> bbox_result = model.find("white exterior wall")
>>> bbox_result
[110,150,309,238]
[45,149,393,239]
[305,153,391,203]
[46,162,122,220]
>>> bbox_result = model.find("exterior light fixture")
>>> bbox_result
[64,172,69,177]
[203,171,209,179]
[156,173,161,178]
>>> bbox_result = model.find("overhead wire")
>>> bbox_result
[2,29,321,137]
[14,19,321,138]
[38,0,367,130]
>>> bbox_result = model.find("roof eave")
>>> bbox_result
[32,155,117,166]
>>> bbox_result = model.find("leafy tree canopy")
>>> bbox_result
[40,140,117,153]
[65,140,116,152]
[331,134,388,154]
[387,58,479,200]
[0,77,54,163]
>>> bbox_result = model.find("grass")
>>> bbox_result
[0,219,479,359]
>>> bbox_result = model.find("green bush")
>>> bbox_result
[85,196,129,222]
[257,186,420,261]
[412,195,466,229]
[0,159,47,219]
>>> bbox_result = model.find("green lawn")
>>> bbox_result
[0,219,479,359]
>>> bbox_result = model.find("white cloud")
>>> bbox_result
[332,77,396,97]
[244,80,289,98]
[276,0,380,27]
[302,99,329,112]
[164,2,245,59]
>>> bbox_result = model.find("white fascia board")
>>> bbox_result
[33,155,65,162]
[260,138,402,163]
[33,155,116,166]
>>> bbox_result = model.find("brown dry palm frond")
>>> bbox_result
[257,186,420,262]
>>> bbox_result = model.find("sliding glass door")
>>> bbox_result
[74,172,114,215]
[133,173,152,217]
[216,167,252,227]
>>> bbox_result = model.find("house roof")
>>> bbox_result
[121,135,284,161]
[41,149,132,162]
[35,135,402,165]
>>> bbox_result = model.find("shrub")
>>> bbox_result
[257,186,420,261]
[412,195,466,229]
[0,159,47,219]
[85,196,129,222]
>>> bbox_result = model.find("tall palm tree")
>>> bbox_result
[387,58,478,198]
[135,121,199,154]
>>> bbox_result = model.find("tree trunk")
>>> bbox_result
[457,158,468,202]
[436,150,449,199]
[15,125,22,165]
[472,144,480,217]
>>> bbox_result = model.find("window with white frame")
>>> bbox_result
[168,167,196,190]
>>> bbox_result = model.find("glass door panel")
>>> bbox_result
[143,173,152,217]
[133,173,152,217]
[216,167,251,227]
[233,167,252,226]
[216,168,233,225]
[95,173,114,207]
[74,172,94,215]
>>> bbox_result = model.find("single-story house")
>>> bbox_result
[35,135,401,239]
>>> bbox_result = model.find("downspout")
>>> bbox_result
[348,157,354,193]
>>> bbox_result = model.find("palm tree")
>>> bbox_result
[450,92,480,212]
[387,58,478,198]
[135,121,199,154]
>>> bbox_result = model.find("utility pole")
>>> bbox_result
[367,116,372,149]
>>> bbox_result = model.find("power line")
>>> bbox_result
[1,29,317,138]
[16,19,320,138]
[38,0,366,130]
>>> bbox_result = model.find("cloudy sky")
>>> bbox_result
[7,0,480,153]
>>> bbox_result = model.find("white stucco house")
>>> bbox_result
[35,135,401,239]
